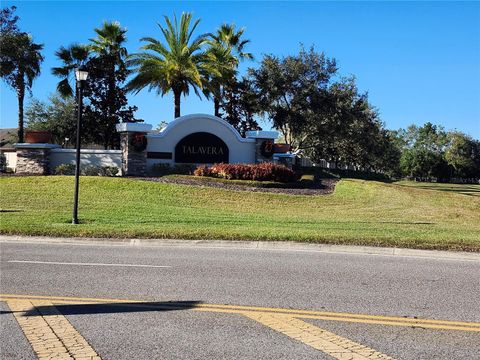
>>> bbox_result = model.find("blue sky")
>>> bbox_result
[1,1,479,138]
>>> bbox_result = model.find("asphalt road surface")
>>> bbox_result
[1,240,479,359]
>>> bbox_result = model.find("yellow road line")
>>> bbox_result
[244,312,395,360]
[6,299,101,360]
[2,293,479,332]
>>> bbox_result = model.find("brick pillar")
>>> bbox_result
[254,138,275,163]
[120,132,147,176]
[14,144,60,175]
[245,131,279,164]
[116,122,153,176]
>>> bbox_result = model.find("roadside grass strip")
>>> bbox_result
[1,177,479,251]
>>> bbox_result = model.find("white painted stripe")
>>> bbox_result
[7,260,171,268]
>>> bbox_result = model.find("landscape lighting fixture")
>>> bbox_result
[75,66,89,82]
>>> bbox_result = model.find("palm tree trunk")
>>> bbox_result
[17,84,25,143]
[214,97,220,117]
[173,89,181,118]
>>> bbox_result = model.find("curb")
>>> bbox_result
[0,235,478,261]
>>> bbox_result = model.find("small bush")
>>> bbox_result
[55,163,76,175]
[150,163,196,176]
[194,163,298,183]
[54,164,119,176]
[99,166,119,177]
[81,165,100,176]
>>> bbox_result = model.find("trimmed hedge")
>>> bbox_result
[54,164,119,176]
[150,163,196,176]
[194,163,298,183]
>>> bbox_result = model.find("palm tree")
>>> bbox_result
[89,21,128,128]
[212,24,253,62]
[51,44,90,98]
[127,13,212,118]
[0,32,43,142]
[89,21,128,91]
[203,40,237,117]
[206,24,253,117]
[89,21,127,62]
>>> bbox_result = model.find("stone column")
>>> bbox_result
[14,144,60,175]
[245,130,279,164]
[116,122,153,176]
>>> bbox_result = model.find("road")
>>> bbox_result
[1,239,479,359]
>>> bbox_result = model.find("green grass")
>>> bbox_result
[1,176,479,251]
[394,180,480,197]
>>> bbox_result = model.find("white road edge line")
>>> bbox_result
[7,260,172,268]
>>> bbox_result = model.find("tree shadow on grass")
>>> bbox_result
[1,301,202,316]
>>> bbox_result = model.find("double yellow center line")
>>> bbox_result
[2,293,479,360]
[2,293,478,332]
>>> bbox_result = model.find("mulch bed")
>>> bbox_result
[139,176,338,195]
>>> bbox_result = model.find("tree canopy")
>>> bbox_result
[127,12,213,118]
[0,6,44,142]
[51,21,139,149]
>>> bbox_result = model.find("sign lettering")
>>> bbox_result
[175,132,229,163]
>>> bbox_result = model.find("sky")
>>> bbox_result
[1,1,479,138]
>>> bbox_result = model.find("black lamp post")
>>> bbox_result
[72,66,88,225]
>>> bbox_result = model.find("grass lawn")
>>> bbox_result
[1,176,479,251]
[394,180,480,197]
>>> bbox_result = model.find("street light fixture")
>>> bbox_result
[72,65,88,224]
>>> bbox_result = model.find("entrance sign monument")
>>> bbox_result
[13,114,292,176]
[116,114,283,176]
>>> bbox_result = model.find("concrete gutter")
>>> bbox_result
[1,235,478,262]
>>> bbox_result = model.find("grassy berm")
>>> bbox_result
[1,176,479,251]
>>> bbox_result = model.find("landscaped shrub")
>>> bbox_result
[54,164,119,176]
[55,163,76,175]
[81,166,100,176]
[82,165,120,176]
[194,163,298,183]
[99,166,119,177]
[150,163,196,176]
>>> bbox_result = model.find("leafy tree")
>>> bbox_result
[400,148,450,180]
[220,77,261,136]
[82,21,137,149]
[250,46,337,151]
[396,123,452,180]
[249,47,401,175]
[205,24,253,117]
[25,94,76,146]
[0,6,44,143]
[0,6,19,33]
[82,54,139,148]
[51,21,139,149]
[445,131,480,178]
[127,13,213,118]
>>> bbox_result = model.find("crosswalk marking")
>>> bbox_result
[244,312,395,360]
[3,293,479,360]
[6,299,101,360]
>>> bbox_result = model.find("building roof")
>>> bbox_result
[0,128,17,150]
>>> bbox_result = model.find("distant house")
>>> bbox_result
[0,128,17,150]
